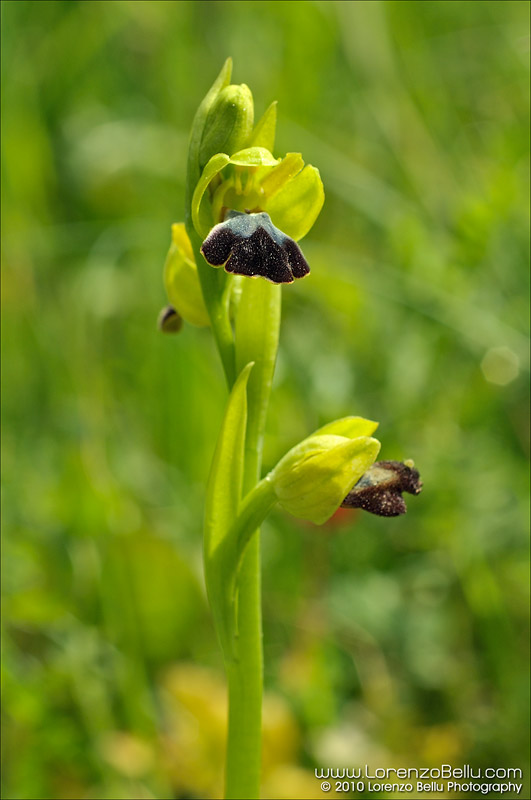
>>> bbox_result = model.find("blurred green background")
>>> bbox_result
[2,1,529,798]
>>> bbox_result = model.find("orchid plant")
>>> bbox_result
[159,59,422,800]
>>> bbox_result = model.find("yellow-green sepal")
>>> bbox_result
[313,416,379,438]
[248,101,277,151]
[266,164,324,241]
[163,223,209,327]
[268,420,381,525]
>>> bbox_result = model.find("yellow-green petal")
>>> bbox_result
[260,152,304,199]
[192,152,231,238]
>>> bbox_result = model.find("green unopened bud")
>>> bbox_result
[187,58,232,199]
[157,304,183,334]
[268,417,381,525]
[163,223,209,327]
[199,84,254,169]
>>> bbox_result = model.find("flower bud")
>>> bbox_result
[157,304,182,334]
[163,224,209,327]
[341,460,423,517]
[268,417,381,525]
[199,84,254,170]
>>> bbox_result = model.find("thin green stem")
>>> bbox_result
[186,224,236,387]
[233,478,277,554]
[225,537,262,799]
[224,281,281,799]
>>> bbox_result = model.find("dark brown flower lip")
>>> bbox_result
[200,211,310,285]
[341,460,423,517]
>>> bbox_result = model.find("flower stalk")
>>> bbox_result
[160,58,421,800]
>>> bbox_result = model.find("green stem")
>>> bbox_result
[233,478,277,554]
[225,281,281,799]
[214,476,277,660]
[186,224,236,387]
[225,537,262,799]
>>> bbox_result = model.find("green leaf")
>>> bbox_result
[266,164,325,241]
[204,362,254,659]
[248,101,277,151]
[235,278,281,488]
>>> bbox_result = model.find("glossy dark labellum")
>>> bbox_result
[341,460,423,517]
[200,211,310,285]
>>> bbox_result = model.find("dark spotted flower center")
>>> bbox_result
[341,460,423,517]
[201,211,310,285]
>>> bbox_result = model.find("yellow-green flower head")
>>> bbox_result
[163,224,210,327]
[192,148,324,244]
[187,60,323,248]
[268,417,381,525]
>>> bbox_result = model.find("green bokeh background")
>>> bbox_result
[2,2,529,798]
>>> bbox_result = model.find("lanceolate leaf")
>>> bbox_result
[204,362,254,660]
[235,278,281,487]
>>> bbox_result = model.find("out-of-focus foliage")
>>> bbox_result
[2,1,529,798]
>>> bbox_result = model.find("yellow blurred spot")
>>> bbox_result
[262,693,300,772]
[99,731,154,778]
[481,346,519,385]
[418,723,464,764]
[160,664,227,799]
[160,663,305,798]
[262,764,331,799]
